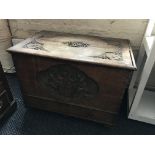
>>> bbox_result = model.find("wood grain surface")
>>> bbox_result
[11,49,133,125]
[8,31,136,70]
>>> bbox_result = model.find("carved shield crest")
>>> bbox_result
[37,64,99,102]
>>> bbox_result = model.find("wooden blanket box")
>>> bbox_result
[8,31,136,126]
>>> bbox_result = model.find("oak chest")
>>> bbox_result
[0,62,16,121]
[8,31,136,126]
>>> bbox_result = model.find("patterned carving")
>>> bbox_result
[63,41,89,47]
[90,43,123,61]
[23,39,46,51]
[90,51,123,61]
[37,64,99,102]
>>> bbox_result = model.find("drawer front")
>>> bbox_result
[0,91,10,114]
[13,54,132,113]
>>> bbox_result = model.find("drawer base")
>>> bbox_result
[23,94,119,126]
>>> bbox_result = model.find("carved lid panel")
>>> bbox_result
[7,31,136,70]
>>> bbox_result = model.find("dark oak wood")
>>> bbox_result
[0,62,17,121]
[8,31,136,125]
[24,94,119,126]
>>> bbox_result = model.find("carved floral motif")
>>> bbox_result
[23,39,123,61]
[90,51,123,61]
[63,41,89,47]
[90,43,123,61]
[37,64,99,102]
[23,39,46,51]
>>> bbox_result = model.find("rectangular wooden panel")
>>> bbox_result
[24,94,119,126]
[13,54,133,114]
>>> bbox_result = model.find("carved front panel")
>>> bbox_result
[37,64,99,102]
[63,41,89,47]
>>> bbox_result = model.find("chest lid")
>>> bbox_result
[7,31,136,70]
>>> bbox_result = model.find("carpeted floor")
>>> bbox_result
[0,74,155,135]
